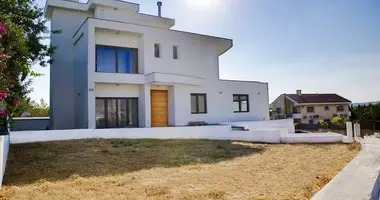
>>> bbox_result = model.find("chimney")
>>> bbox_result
[157,1,162,17]
[296,90,302,96]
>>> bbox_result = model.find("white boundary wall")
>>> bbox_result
[11,126,282,144]
[220,119,295,134]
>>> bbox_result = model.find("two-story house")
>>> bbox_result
[45,0,270,130]
[270,90,351,124]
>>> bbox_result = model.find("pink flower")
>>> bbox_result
[0,96,2,101]
[2,93,7,98]
[0,54,9,62]
[9,84,14,88]
[0,24,7,35]
[14,99,20,105]
[0,111,6,119]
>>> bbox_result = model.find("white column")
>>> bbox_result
[87,22,96,129]
[345,121,354,143]
[138,84,151,127]
[354,123,361,138]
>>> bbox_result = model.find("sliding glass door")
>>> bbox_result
[96,98,138,129]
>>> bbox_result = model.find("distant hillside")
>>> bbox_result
[352,101,380,107]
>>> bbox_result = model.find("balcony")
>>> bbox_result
[145,72,204,86]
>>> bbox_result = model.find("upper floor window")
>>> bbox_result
[191,93,207,114]
[307,106,314,113]
[325,105,329,110]
[154,43,160,58]
[337,105,344,112]
[173,45,179,59]
[233,94,249,113]
[96,46,138,74]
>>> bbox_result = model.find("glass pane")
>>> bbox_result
[97,47,116,72]
[241,100,248,112]
[96,99,105,128]
[240,95,248,101]
[107,99,117,128]
[233,95,239,101]
[129,99,138,127]
[198,95,206,113]
[154,44,160,58]
[118,49,133,73]
[118,99,127,128]
[191,95,197,113]
[233,102,239,112]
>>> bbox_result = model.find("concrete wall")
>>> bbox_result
[11,126,282,144]
[50,8,91,130]
[11,118,50,131]
[0,135,10,190]
[221,119,295,134]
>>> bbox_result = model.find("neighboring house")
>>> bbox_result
[270,90,351,124]
[45,0,269,130]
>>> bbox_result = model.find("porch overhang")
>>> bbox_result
[145,72,204,86]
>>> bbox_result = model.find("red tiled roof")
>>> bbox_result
[286,94,351,104]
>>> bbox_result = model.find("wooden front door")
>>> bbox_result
[151,90,168,127]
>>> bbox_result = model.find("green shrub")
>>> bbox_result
[319,120,329,129]
[332,117,345,128]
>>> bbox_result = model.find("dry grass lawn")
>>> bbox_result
[0,139,360,200]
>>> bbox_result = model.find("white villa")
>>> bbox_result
[45,0,269,129]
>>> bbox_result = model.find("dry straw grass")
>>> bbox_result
[0,139,360,200]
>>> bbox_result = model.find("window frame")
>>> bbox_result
[173,45,179,60]
[190,93,207,114]
[95,45,138,74]
[337,105,344,112]
[95,97,139,129]
[307,106,314,113]
[233,94,250,113]
[324,105,329,111]
[154,43,161,58]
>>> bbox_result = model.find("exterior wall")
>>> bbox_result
[300,104,350,124]
[270,95,296,119]
[50,8,91,129]
[95,83,139,98]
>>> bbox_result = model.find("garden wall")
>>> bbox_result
[11,117,50,131]
[10,125,282,144]
[220,119,295,134]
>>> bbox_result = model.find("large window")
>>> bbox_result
[96,46,138,73]
[233,94,249,113]
[191,93,207,114]
[96,98,138,128]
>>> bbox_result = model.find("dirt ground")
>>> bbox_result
[0,139,360,200]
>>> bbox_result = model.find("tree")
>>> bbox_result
[332,117,345,129]
[29,98,49,117]
[0,0,54,127]
[319,120,328,130]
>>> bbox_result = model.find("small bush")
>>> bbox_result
[112,144,120,148]
[332,117,345,128]
[319,120,328,129]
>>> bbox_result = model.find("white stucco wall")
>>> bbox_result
[95,83,139,98]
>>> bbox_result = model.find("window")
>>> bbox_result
[276,108,281,113]
[154,43,160,58]
[233,94,249,113]
[173,45,179,59]
[309,120,314,124]
[96,98,138,128]
[96,46,138,73]
[337,105,344,112]
[191,93,207,114]
[325,105,329,111]
[307,106,314,113]
[292,107,299,113]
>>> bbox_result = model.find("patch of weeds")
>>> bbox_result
[207,190,226,199]
[144,186,169,197]
[216,143,231,154]
[316,175,332,187]
[347,143,360,151]
[112,144,120,148]
[302,184,314,199]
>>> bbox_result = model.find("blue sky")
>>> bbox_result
[32,0,380,103]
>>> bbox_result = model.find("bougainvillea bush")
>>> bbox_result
[0,19,22,128]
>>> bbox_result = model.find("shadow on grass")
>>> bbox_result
[4,139,265,186]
